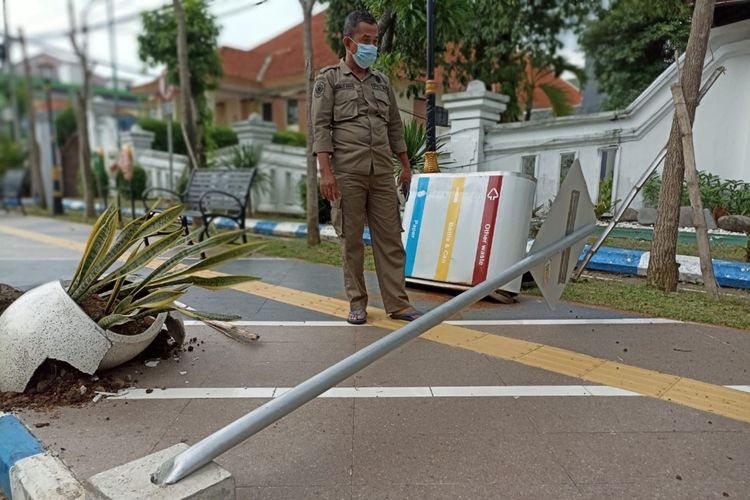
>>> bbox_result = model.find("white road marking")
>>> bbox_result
[108,385,750,400]
[182,318,682,327]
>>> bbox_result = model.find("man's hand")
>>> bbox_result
[398,165,412,187]
[320,172,340,201]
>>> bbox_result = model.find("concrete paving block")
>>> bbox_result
[86,443,235,500]
[10,452,85,500]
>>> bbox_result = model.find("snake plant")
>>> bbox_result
[66,203,262,330]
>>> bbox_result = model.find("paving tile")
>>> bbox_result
[153,399,354,488]
[468,324,750,385]
[354,398,538,436]
[235,485,352,500]
[17,400,189,478]
[352,431,572,487]
[352,482,583,500]
[543,431,750,485]
[577,480,749,499]
[517,396,749,433]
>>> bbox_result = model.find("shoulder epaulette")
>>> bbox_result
[318,65,338,74]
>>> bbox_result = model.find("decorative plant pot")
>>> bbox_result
[0,281,166,393]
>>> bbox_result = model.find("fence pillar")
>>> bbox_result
[121,125,155,158]
[442,80,509,172]
[233,112,277,146]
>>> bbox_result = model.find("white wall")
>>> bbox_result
[477,19,750,210]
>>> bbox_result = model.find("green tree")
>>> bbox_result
[55,107,78,148]
[325,0,469,97]
[137,0,222,138]
[580,0,692,111]
[455,0,594,122]
[0,133,26,177]
[324,0,592,121]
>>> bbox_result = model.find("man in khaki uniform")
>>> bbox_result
[312,10,422,325]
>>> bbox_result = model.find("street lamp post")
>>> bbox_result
[423,0,439,173]
[40,64,64,215]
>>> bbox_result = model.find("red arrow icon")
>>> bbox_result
[487,188,499,200]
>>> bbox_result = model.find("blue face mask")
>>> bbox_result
[350,39,378,69]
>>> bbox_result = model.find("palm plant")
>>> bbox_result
[396,119,445,174]
[218,144,272,200]
[66,203,262,331]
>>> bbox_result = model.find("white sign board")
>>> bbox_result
[401,172,536,293]
[529,160,596,309]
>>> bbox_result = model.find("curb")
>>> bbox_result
[576,244,750,290]
[0,412,44,497]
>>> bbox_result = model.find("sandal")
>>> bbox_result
[389,309,423,322]
[347,309,367,325]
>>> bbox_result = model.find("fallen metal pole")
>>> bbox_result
[152,223,596,485]
[573,65,725,280]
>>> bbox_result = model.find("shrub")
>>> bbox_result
[641,171,750,216]
[116,165,148,200]
[210,125,239,149]
[136,118,188,156]
[272,130,307,148]
[595,177,620,219]
[0,134,26,178]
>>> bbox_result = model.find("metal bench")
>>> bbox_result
[1,169,27,215]
[142,168,257,243]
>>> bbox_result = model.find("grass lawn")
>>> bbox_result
[248,234,376,271]
[526,275,750,330]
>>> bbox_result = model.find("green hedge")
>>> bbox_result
[136,119,239,155]
[643,171,750,216]
[116,165,148,200]
[272,130,307,148]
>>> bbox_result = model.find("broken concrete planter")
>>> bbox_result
[0,280,166,393]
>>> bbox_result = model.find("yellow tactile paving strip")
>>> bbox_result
[2,222,749,424]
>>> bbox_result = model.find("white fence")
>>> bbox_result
[124,114,306,216]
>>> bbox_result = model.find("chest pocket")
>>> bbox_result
[373,89,390,118]
[333,89,359,122]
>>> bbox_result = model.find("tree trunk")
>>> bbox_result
[647,0,715,291]
[378,9,396,53]
[75,89,96,218]
[173,0,200,170]
[68,0,96,218]
[19,30,47,209]
[300,0,320,246]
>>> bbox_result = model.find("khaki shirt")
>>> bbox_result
[312,60,407,176]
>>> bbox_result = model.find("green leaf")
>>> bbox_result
[539,83,574,118]
[98,314,134,330]
[68,205,118,296]
[114,294,134,314]
[127,229,253,297]
[69,216,147,301]
[163,242,264,279]
[174,306,241,322]
[88,229,184,296]
[104,276,125,315]
[150,274,259,291]
[122,288,186,313]
[133,204,185,240]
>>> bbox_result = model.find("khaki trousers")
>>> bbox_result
[331,170,411,314]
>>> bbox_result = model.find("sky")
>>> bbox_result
[4,0,582,86]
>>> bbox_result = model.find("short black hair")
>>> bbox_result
[343,10,377,38]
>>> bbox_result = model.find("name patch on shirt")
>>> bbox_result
[371,83,389,92]
[335,83,355,90]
